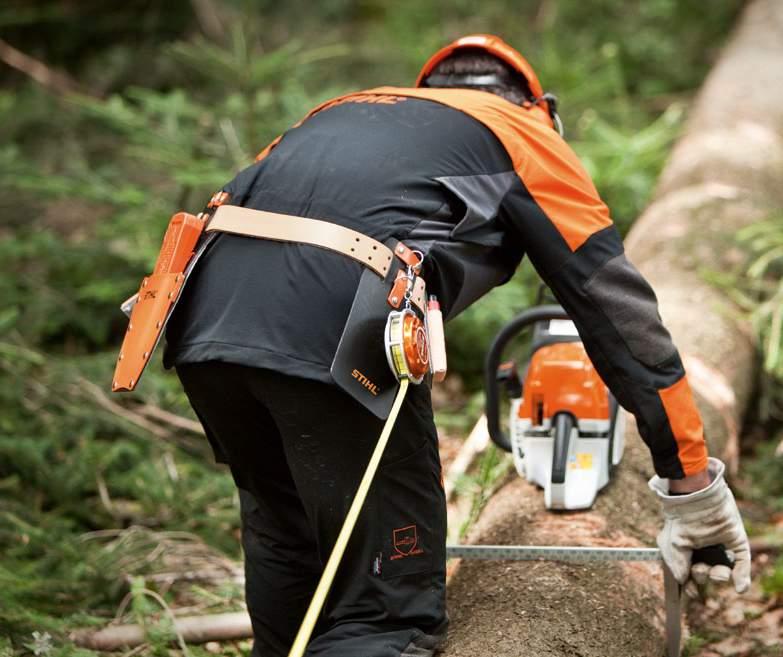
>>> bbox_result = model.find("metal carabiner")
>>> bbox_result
[403,251,425,310]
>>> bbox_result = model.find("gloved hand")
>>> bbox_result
[649,457,751,593]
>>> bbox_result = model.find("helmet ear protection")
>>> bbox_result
[416,34,564,137]
[529,92,564,137]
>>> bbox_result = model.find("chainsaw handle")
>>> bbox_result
[484,305,570,452]
[551,412,574,484]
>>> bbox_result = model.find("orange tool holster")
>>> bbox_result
[112,192,229,392]
[112,212,202,392]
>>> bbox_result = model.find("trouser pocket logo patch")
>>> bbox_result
[391,524,424,560]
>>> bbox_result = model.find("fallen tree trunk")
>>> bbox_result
[442,1,783,655]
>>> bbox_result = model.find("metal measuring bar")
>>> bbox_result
[445,544,681,657]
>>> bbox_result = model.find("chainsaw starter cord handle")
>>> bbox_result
[484,305,569,452]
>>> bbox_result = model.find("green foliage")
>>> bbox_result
[738,219,783,382]
[572,103,684,232]
[709,216,783,419]
[0,519,119,635]
[741,438,783,513]
[682,634,710,657]
[0,243,239,642]
[761,557,783,597]
[0,230,140,349]
[128,577,190,657]
[456,445,513,539]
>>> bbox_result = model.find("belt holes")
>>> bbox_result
[372,245,377,250]
[355,237,360,242]
[350,247,355,252]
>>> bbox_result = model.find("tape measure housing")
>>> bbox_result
[384,309,430,384]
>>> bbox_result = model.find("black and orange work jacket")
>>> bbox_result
[165,86,708,479]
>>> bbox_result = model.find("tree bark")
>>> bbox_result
[441,1,783,655]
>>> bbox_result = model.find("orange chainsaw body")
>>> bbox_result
[517,341,609,425]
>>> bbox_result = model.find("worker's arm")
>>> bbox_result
[533,223,708,480]
[498,142,706,480]
[498,133,750,591]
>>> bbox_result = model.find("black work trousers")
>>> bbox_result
[176,362,447,657]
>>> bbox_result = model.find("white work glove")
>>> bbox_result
[648,457,751,593]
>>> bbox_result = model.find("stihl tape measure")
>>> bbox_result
[385,308,430,384]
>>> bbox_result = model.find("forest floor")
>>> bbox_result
[682,496,783,656]
[686,548,783,657]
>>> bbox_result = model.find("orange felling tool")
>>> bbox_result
[112,212,206,392]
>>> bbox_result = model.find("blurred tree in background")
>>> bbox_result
[4,0,782,651]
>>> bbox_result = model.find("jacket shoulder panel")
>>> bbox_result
[367,86,613,252]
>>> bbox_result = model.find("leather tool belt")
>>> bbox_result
[112,195,428,417]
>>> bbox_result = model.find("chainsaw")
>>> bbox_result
[485,302,624,510]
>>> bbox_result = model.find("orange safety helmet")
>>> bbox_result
[415,34,563,135]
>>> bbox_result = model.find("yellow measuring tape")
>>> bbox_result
[287,378,410,657]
